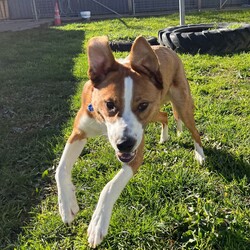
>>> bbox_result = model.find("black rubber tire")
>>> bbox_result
[158,23,250,54]
[110,36,159,52]
[109,41,132,52]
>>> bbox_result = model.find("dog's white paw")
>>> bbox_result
[87,210,109,248]
[177,130,182,137]
[194,142,205,165]
[195,150,205,165]
[177,119,183,137]
[159,136,169,144]
[58,183,79,225]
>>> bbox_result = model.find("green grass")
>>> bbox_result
[0,9,249,249]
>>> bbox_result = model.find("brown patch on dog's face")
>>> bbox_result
[91,70,125,123]
[129,71,162,126]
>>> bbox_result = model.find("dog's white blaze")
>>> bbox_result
[123,76,133,117]
[87,165,133,247]
[122,76,143,148]
[106,76,143,151]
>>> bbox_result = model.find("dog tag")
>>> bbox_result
[87,104,94,112]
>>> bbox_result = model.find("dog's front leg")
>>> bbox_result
[87,164,133,248]
[55,132,87,225]
[87,137,144,248]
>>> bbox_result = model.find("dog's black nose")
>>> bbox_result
[116,137,136,152]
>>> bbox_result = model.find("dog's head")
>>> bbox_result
[87,36,163,163]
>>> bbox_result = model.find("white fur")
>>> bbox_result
[79,115,107,137]
[106,76,143,152]
[55,139,87,224]
[177,119,183,137]
[159,124,169,144]
[117,58,130,64]
[194,141,205,164]
[87,165,133,248]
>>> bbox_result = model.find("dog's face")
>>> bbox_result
[88,36,163,163]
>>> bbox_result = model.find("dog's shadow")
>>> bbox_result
[178,140,250,181]
[204,146,250,182]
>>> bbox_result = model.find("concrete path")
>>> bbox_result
[0,19,53,32]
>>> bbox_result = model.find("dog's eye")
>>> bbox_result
[106,101,116,111]
[138,102,149,112]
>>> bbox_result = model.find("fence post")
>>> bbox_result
[179,0,185,25]
[0,0,9,20]
[198,0,201,11]
[31,0,38,21]
[128,0,134,15]
[220,0,229,9]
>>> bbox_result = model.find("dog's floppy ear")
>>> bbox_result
[87,36,117,84]
[129,36,163,89]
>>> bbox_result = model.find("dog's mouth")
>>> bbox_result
[116,151,137,163]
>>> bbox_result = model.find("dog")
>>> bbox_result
[55,36,205,248]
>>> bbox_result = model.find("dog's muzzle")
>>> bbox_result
[116,137,137,163]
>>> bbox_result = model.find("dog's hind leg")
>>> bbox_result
[172,106,183,136]
[55,129,87,225]
[169,83,205,164]
[184,118,205,165]
[172,100,205,164]
[154,111,169,143]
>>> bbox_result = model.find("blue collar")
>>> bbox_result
[87,104,94,112]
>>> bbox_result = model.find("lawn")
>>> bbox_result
[0,9,250,249]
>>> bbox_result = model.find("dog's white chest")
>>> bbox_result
[78,115,107,137]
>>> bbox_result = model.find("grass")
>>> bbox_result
[0,9,249,249]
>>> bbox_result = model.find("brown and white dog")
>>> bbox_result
[55,36,205,248]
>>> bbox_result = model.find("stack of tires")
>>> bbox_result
[158,23,250,54]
